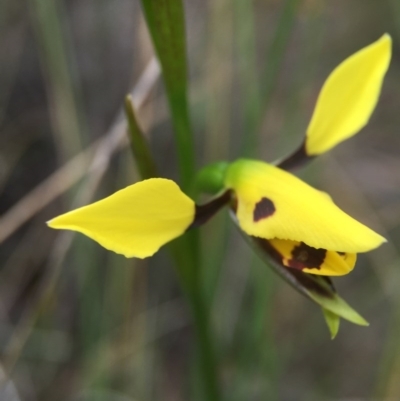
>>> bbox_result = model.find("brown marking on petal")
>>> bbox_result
[253,197,276,222]
[252,237,334,298]
[288,242,327,271]
[254,236,284,265]
[288,270,335,298]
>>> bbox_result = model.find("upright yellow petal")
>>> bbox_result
[47,178,195,258]
[306,34,391,155]
[268,238,356,276]
[225,159,386,253]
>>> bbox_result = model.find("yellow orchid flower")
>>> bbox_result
[48,34,391,335]
[48,34,390,263]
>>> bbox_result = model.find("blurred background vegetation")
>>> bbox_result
[1,0,400,400]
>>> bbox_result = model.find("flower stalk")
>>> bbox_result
[137,1,221,398]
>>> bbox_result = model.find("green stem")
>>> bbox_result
[140,0,196,191]
[189,287,220,401]
[30,0,85,159]
[124,95,158,179]
[139,1,219,397]
[170,233,221,401]
[233,0,261,159]
[125,93,221,400]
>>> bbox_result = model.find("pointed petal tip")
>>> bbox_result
[378,33,392,55]
[46,214,73,230]
[363,232,387,252]
[346,227,387,254]
[46,216,61,229]
[380,237,388,247]
[352,313,369,327]
[323,309,340,339]
[47,217,58,226]
[47,213,157,259]
[381,32,392,43]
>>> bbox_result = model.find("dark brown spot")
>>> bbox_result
[253,197,276,222]
[252,237,334,298]
[288,242,327,271]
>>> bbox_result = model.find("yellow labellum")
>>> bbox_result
[47,178,195,258]
[306,34,391,155]
[225,159,386,253]
[269,238,357,276]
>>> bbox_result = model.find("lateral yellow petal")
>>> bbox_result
[225,159,386,253]
[268,238,356,276]
[47,178,195,258]
[306,34,391,155]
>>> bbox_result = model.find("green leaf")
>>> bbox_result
[310,290,369,327]
[31,0,84,158]
[235,220,369,333]
[124,95,158,180]
[322,308,340,339]
[140,0,195,191]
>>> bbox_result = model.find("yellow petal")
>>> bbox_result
[47,178,195,258]
[268,238,356,276]
[225,159,386,253]
[306,34,391,155]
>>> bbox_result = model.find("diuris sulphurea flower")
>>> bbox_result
[48,34,391,337]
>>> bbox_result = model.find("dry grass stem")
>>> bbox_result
[0,57,160,244]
